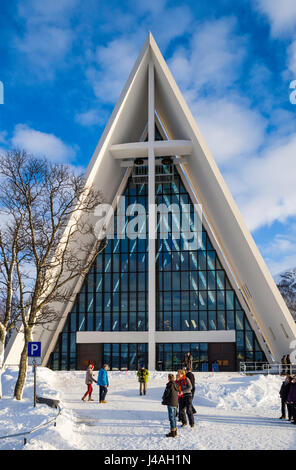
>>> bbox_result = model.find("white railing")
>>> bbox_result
[240,362,296,375]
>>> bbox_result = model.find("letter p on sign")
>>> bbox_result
[28,342,41,357]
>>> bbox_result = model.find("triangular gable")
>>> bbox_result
[5,33,296,367]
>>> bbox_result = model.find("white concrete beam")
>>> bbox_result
[110,140,192,159]
[148,61,156,371]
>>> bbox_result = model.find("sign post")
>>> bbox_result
[28,342,41,407]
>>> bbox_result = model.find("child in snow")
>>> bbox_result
[81,364,97,402]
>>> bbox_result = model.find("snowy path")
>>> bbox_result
[31,370,296,451]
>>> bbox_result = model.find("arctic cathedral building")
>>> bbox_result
[5,34,296,372]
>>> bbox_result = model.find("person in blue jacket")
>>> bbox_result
[97,364,109,403]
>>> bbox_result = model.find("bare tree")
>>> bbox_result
[0,150,107,399]
[0,160,29,398]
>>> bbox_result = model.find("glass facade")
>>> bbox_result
[48,175,149,370]
[103,343,148,370]
[48,126,267,371]
[156,343,208,371]
[155,168,266,367]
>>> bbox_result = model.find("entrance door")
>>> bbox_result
[77,343,103,370]
[208,343,236,371]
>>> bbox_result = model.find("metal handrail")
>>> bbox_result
[240,362,296,375]
[0,401,62,446]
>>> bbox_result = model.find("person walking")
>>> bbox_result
[287,376,296,424]
[81,364,97,402]
[186,368,197,415]
[184,352,193,371]
[279,375,292,419]
[162,373,179,438]
[97,364,109,403]
[137,365,149,395]
[177,369,194,428]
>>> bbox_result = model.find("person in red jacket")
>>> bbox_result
[177,369,194,428]
[81,364,97,402]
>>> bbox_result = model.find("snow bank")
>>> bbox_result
[0,367,61,450]
[215,375,283,410]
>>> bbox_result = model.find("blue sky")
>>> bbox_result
[1,0,296,275]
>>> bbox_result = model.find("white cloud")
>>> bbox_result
[75,109,108,127]
[147,5,193,50]
[85,2,193,105]
[15,0,78,79]
[263,234,296,256]
[169,17,247,95]
[253,0,296,37]
[258,229,296,275]
[266,250,296,276]
[193,97,267,165]
[17,0,79,20]
[251,2,296,83]
[287,40,296,74]
[224,133,296,231]
[0,131,8,145]
[86,39,140,104]
[131,0,167,15]
[11,124,76,163]
[17,26,74,80]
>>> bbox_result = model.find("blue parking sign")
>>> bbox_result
[28,342,41,357]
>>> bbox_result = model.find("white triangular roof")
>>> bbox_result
[5,33,296,366]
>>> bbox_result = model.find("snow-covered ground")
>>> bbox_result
[0,367,296,450]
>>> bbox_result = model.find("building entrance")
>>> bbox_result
[77,343,103,370]
[208,342,236,371]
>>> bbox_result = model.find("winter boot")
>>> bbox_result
[165,430,175,438]
[88,396,94,401]
[173,428,177,437]
[180,422,187,427]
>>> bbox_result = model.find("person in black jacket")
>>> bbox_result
[279,375,292,419]
[162,374,179,438]
[186,369,197,415]
[287,376,296,424]
[177,369,194,428]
